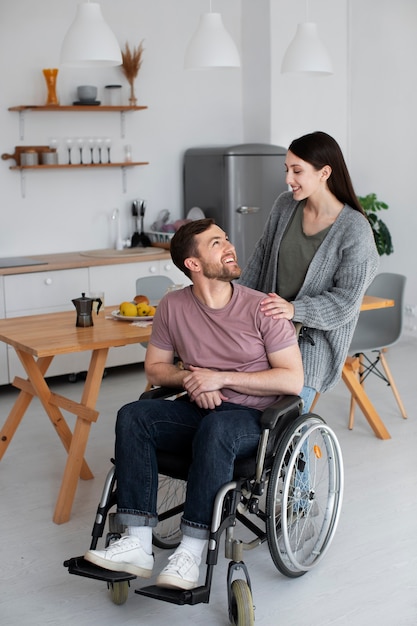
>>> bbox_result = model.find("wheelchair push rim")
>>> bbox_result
[266,414,344,577]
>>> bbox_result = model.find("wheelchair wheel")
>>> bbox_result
[266,414,343,578]
[229,579,255,626]
[152,474,186,549]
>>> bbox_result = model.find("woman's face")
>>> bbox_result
[285,150,327,200]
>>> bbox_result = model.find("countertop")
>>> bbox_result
[0,247,172,276]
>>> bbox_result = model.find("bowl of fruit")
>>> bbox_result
[112,295,156,321]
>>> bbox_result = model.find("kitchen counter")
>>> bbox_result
[0,247,171,275]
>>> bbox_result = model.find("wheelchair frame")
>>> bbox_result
[64,389,344,626]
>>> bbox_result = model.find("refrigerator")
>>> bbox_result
[183,144,288,268]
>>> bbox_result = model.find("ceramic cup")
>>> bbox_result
[77,85,97,102]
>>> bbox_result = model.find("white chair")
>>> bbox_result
[135,275,175,305]
[136,275,176,391]
[348,272,407,429]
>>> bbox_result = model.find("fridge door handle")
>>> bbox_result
[236,206,260,214]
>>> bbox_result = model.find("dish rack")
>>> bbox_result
[147,231,174,249]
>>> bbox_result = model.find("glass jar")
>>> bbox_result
[105,84,122,106]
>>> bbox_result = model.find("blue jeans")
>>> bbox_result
[115,396,262,539]
[299,386,316,414]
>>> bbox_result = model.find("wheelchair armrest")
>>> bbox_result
[140,386,185,401]
[260,395,303,431]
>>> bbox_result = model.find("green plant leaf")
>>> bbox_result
[358,193,393,256]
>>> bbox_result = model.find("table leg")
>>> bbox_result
[14,350,94,479]
[342,358,391,440]
[53,347,109,524]
[0,356,53,459]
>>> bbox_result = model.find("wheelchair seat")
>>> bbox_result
[64,388,344,625]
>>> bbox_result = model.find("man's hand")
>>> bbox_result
[183,366,228,407]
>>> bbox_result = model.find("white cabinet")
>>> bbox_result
[4,268,91,381]
[0,256,190,385]
[4,268,89,316]
[0,276,8,385]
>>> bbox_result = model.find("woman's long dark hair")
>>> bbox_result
[289,131,365,215]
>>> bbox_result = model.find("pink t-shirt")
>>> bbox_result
[150,283,297,410]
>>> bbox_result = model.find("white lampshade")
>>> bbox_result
[281,22,333,75]
[184,12,240,69]
[60,2,122,67]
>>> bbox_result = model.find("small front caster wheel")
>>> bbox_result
[109,580,129,605]
[230,579,255,626]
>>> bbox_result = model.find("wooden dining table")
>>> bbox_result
[0,306,153,524]
[0,295,394,524]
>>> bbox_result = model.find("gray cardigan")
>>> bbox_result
[239,191,379,393]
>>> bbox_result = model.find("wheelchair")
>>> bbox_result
[64,386,344,626]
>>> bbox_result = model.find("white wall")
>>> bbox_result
[267,0,417,318]
[1,0,416,317]
[349,0,417,311]
[0,0,242,255]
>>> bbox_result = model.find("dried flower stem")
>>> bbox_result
[121,41,144,106]
[121,41,144,84]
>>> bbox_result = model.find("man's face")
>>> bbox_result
[194,224,241,281]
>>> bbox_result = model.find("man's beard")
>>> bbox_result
[201,260,241,281]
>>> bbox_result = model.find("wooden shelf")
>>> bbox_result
[8,104,148,140]
[8,105,148,112]
[9,162,149,170]
[6,104,148,196]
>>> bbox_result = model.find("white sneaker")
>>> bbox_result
[84,535,154,578]
[156,549,199,590]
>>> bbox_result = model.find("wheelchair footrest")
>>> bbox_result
[63,556,136,583]
[136,584,210,606]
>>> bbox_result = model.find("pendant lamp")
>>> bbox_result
[60,2,122,67]
[281,1,333,76]
[184,12,240,69]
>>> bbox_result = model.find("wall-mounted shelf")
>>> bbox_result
[8,105,148,139]
[9,162,148,170]
[6,104,149,197]
[9,161,149,198]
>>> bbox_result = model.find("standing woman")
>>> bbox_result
[239,131,379,412]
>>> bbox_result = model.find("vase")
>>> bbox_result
[43,68,59,106]
[128,82,137,107]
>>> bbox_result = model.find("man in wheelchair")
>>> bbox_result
[84,218,304,591]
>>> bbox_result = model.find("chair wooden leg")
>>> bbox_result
[348,354,364,430]
[379,350,408,419]
[310,392,320,411]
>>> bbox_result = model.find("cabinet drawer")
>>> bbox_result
[4,268,89,316]
[89,261,162,307]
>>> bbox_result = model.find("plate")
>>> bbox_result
[73,100,101,106]
[186,206,205,220]
[111,310,155,322]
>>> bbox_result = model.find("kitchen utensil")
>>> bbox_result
[72,292,102,327]
[2,146,50,166]
[138,201,152,247]
[135,200,152,247]
[131,200,140,247]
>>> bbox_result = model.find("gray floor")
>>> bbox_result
[0,336,416,625]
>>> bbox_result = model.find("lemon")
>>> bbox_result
[147,305,156,317]
[119,301,138,317]
[136,302,151,316]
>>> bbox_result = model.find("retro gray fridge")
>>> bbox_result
[184,143,287,268]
